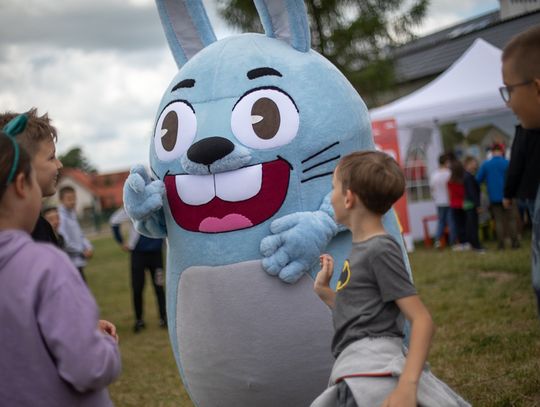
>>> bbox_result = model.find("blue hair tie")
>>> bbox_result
[2,114,28,185]
[3,114,28,137]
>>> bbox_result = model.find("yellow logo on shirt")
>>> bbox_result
[336,260,350,291]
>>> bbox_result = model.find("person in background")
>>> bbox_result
[0,108,63,246]
[58,186,93,282]
[429,154,455,248]
[504,127,540,232]
[0,131,121,407]
[110,207,167,333]
[500,25,540,317]
[477,143,519,250]
[463,157,485,252]
[42,206,65,249]
[448,160,468,251]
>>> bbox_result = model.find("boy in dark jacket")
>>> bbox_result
[500,25,540,317]
[463,157,484,252]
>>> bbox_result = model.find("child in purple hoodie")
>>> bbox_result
[0,119,121,406]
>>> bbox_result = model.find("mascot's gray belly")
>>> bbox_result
[177,260,334,407]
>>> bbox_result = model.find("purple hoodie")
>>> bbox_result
[0,230,121,406]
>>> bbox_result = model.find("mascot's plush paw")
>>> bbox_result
[123,164,165,221]
[261,211,338,283]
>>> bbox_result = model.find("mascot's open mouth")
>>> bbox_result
[164,158,290,233]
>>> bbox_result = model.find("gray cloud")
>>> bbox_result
[0,3,167,52]
[0,0,235,53]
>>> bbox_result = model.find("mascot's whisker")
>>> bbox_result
[301,171,334,183]
[302,155,341,173]
[301,141,340,164]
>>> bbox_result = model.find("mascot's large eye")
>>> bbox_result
[231,88,299,149]
[153,101,197,161]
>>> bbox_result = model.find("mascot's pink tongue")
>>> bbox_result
[199,214,254,233]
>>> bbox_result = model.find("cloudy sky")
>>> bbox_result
[0,0,498,172]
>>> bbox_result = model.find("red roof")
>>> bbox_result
[59,168,130,210]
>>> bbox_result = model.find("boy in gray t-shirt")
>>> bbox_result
[331,234,416,358]
[312,151,470,407]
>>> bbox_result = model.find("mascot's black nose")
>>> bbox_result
[187,137,234,166]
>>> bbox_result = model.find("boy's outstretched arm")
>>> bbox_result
[382,295,435,407]
[314,254,336,309]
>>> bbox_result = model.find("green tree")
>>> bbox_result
[439,123,465,152]
[217,0,429,107]
[59,147,97,173]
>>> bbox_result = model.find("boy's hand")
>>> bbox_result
[315,254,334,287]
[380,382,417,407]
[98,319,119,343]
[313,254,336,308]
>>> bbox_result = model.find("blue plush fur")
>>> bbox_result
[124,1,412,406]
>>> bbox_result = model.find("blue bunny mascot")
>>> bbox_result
[124,1,410,406]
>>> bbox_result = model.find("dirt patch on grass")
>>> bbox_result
[479,271,516,283]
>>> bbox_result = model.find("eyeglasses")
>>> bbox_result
[499,80,533,103]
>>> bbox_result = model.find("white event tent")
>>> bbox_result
[370,38,518,241]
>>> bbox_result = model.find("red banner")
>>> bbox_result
[372,119,410,234]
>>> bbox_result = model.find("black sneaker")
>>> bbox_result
[159,318,168,329]
[134,320,146,333]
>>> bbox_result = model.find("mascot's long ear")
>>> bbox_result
[254,0,311,52]
[156,0,217,68]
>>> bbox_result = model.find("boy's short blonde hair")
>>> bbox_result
[502,25,540,80]
[0,108,57,157]
[336,150,405,215]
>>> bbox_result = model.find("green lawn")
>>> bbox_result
[87,236,193,407]
[86,234,540,407]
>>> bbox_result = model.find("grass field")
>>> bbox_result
[86,234,540,407]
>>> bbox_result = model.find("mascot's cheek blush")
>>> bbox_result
[165,158,290,233]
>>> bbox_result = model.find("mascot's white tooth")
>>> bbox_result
[215,165,262,202]
[175,174,215,205]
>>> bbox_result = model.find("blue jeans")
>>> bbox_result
[436,206,456,244]
[529,196,540,318]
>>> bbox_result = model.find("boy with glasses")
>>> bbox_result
[500,25,540,318]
